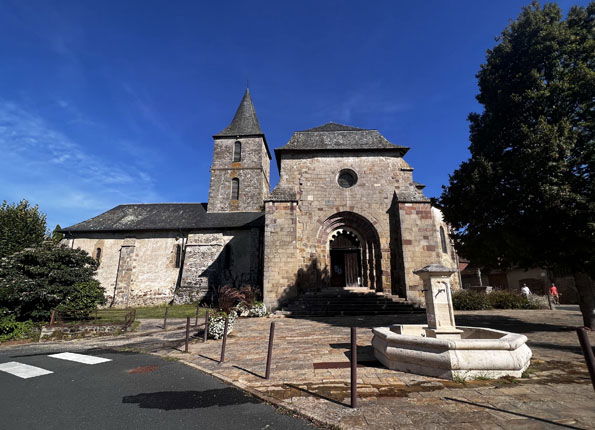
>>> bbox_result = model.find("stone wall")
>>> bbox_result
[66,227,263,308]
[263,201,298,309]
[65,232,181,307]
[263,150,456,310]
[208,136,270,212]
[180,228,262,303]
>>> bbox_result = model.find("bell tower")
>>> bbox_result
[208,89,271,213]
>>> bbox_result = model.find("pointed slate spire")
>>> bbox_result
[215,88,264,137]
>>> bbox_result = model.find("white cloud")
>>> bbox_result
[0,100,161,229]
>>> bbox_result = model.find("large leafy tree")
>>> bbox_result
[0,243,106,321]
[439,2,594,327]
[0,200,47,258]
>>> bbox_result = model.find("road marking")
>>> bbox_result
[0,362,53,379]
[48,352,112,365]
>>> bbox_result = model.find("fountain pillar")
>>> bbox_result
[413,264,463,339]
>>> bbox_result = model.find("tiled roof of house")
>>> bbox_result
[276,122,409,153]
[61,203,263,232]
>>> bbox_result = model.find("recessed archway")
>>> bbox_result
[316,212,382,291]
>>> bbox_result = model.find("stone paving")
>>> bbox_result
[162,308,595,429]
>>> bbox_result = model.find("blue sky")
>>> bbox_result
[0,0,588,230]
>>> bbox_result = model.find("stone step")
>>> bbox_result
[283,290,421,316]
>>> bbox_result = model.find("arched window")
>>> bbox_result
[174,244,182,268]
[233,140,242,162]
[231,178,240,200]
[439,226,448,254]
[95,247,102,265]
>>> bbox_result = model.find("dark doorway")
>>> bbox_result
[329,231,362,288]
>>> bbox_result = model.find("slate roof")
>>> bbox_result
[265,186,298,202]
[276,122,409,153]
[61,203,264,233]
[215,89,263,136]
[214,88,271,159]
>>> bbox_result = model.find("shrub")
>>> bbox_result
[487,290,530,309]
[527,294,550,310]
[0,243,106,321]
[216,285,244,314]
[239,285,259,307]
[0,315,36,342]
[55,281,107,320]
[207,310,237,339]
[452,290,491,310]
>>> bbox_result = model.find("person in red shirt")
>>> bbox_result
[549,283,560,304]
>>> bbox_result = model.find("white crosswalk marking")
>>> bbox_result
[48,352,111,365]
[0,362,53,379]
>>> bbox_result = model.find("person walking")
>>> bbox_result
[521,284,531,297]
[549,283,560,304]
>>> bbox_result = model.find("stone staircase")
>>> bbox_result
[282,288,423,316]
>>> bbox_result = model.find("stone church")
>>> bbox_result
[62,89,459,310]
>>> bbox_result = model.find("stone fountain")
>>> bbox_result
[372,264,532,380]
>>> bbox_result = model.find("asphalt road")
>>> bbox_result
[0,344,316,430]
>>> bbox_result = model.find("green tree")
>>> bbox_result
[439,2,595,327]
[0,200,47,258]
[51,224,64,244]
[0,243,106,321]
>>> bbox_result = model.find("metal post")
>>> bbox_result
[184,316,191,353]
[163,305,169,330]
[351,326,358,408]
[220,316,229,364]
[265,322,276,379]
[195,303,200,327]
[203,310,210,341]
[576,327,595,391]
[49,310,55,328]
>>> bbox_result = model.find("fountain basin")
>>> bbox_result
[372,325,531,380]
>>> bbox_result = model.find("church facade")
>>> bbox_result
[62,90,459,310]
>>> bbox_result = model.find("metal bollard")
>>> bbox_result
[184,316,191,353]
[220,316,229,364]
[195,303,200,327]
[576,327,595,391]
[203,310,210,341]
[351,326,358,408]
[163,305,169,330]
[265,322,276,379]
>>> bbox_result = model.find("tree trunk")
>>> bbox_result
[574,272,595,329]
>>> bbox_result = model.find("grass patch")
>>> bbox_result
[96,303,208,322]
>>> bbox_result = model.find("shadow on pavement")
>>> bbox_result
[122,388,260,410]
[444,397,583,430]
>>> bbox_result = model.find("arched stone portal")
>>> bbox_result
[316,212,383,292]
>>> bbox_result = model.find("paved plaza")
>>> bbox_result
[164,308,595,429]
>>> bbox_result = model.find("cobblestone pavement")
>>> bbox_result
[162,309,595,429]
[7,310,592,429]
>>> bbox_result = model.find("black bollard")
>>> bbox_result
[203,310,210,341]
[220,316,229,364]
[265,322,276,379]
[576,327,595,392]
[351,327,358,408]
[184,316,191,353]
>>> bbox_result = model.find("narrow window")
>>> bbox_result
[95,247,102,265]
[439,226,447,254]
[231,178,240,200]
[233,140,242,162]
[174,244,182,268]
